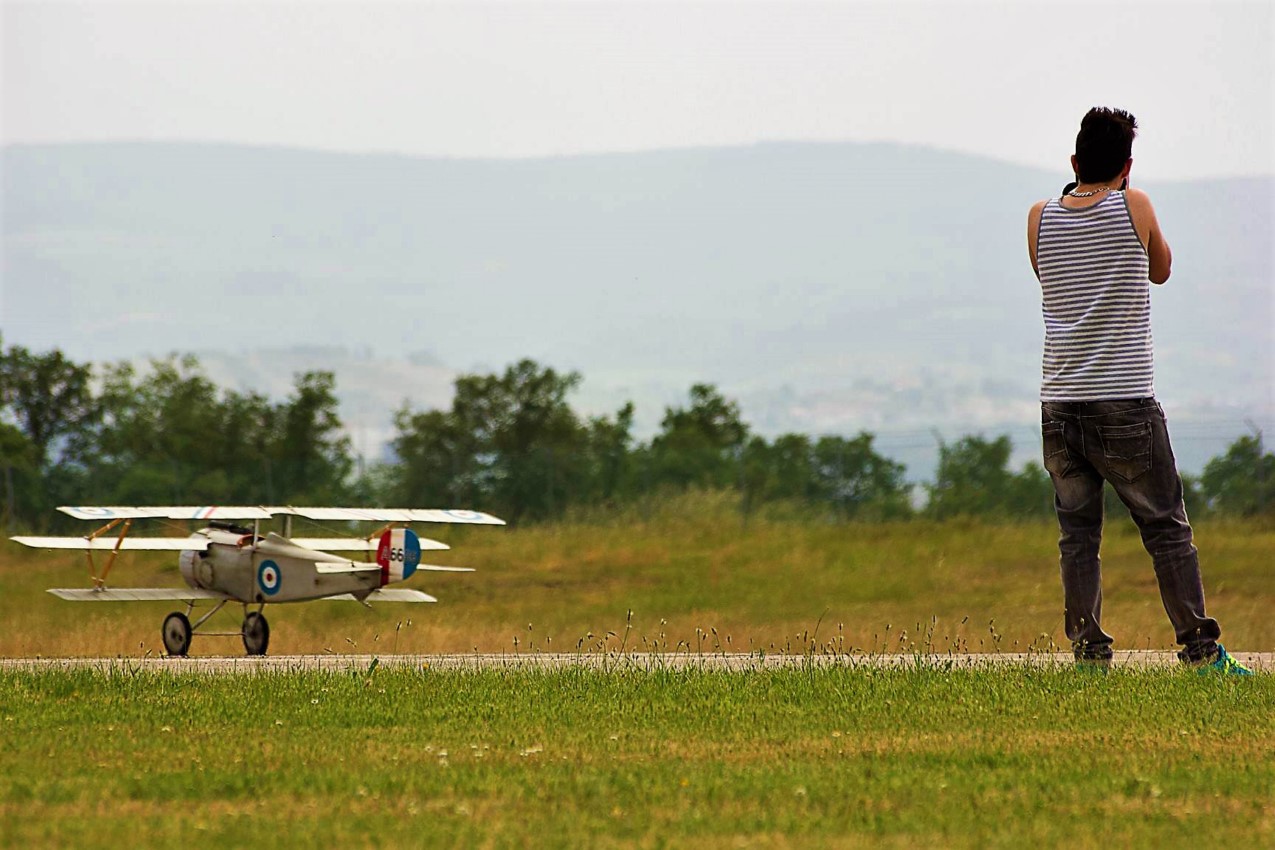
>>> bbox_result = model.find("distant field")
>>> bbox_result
[1,495,1272,658]
[1,665,1272,849]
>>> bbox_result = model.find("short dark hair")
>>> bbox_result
[1074,107,1137,183]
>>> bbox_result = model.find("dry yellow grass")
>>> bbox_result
[2,496,1271,657]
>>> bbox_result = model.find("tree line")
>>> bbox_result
[2,343,1271,529]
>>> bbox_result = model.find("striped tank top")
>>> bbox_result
[1037,190,1154,401]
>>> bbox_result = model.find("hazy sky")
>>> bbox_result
[3,0,1273,179]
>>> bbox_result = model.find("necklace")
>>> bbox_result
[1067,185,1115,198]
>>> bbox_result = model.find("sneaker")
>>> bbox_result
[1196,645,1254,676]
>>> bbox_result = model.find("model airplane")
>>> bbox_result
[10,505,504,656]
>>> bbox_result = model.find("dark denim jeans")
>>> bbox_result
[1040,398,1221,662]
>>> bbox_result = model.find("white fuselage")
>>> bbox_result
[178,527,383,603]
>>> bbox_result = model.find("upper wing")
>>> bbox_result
[270,507,505,525]
[12,536,209,551]
[58,505,505,525]
[48,588,231,601]
[59,506,274,520]
[290,537,450,552]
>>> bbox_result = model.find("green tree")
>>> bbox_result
[649,384,747,490]
[1009,462,1057,519]
[217,390,279,502]
[272,371,352,503]
[87,357,350,505]
[811,433,912,519]
[738,435,776,517]
[93,356,231,503]
[0,343,95,524]
[768,434,817,502]
[1200,434,1275,516]
[0,423,43,527]
[482,361,588,522]
[582,402,636,505]
[393,359,595,523]
[347,459,399,507]
[927,434,1052,519]
[735,433,820,509]
[1,348,361,510]
[393,407,475,507]
[0,344,98,468]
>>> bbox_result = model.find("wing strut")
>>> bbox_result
[87,518,134,589]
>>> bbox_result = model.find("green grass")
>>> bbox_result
[1,664,1272,848]
[2,493,1272,657]
[4,499,1270,846]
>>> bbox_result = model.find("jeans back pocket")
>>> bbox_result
[1098,421,1152,483]
[1041,420,1074,478]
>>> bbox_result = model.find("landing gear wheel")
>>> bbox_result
[162,612,192,657]
[242,612,270,656]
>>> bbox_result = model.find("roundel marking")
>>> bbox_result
[76,506,115,517]
[257,560,282,596]
[376,528,422,584]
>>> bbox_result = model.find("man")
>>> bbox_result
[1025,107,1250,674]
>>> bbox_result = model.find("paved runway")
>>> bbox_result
[1,650,1270,673]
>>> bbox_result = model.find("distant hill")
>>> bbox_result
[2,142,1270,476]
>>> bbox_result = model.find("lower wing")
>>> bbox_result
[15,536,208,551]
[48,588,230,601]
[323,589,437,602]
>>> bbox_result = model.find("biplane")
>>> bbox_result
[10,505,504,656]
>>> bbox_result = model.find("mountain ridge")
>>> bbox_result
[3,141,1270,476]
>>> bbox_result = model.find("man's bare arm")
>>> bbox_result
[1027,200,1046,280]
[1126,189,1172,284]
